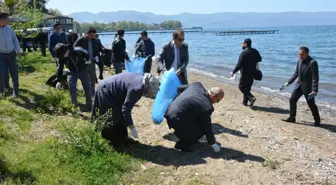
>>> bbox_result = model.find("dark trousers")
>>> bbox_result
[40,44,46,56]
[143,56,152,73]
[289,88,320,122]
[0,52,19,95]
[113,62,123,74]
[67,70,92,107]
[88,62,96,95]
[239,75,255,103]
[168,119,202,149]
[101,119,128,148]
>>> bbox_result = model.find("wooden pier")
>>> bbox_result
[99,28,278,36]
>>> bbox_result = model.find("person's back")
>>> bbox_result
[112,36,126,62]
[100,73,144,106]
[165,82,213,127]
[239,47,261,76]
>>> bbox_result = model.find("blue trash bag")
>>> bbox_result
[125,57,146,75]
[151,68,181,124]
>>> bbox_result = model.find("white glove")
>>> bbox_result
[94,56,99,62]
[211,143,221,153]
[85,59,91,65]
[56,82,62,90]
[284,82,289,87]
[130,127,139,139]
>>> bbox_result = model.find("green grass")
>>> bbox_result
[0,52,141,185]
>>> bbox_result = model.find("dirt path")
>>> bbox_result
[116,71,336,185]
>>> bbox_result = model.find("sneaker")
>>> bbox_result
[249,97,256,107]
[281,117,296,123]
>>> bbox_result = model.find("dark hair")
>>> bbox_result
[53,23,61,29]
[117,29,125,36]
[173,29,184,39]
[141,31,148,37]
[0,12,9,19]
[244,38,252,47]
[87,27,97,33]
[55,43,70,58]
[299,46,309,53]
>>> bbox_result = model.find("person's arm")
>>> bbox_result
[73,36,83,47]
[156,45,167,72]
[150,41,155,57]
[177,84,189,95]
[232,52,244,74]
[11,28,21,54]
[56,57,65,82]
[256,49,262,62]
[288,61,299,84]
[135,40,142,56]
[122,89,143,126]
[122,39,129,60]
[311,60,319,92]
[179,44,189,71]
[199,109,216,145]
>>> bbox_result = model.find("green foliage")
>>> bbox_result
[75,20,183,33]
[48,8,63,16]
[35,89,76,114]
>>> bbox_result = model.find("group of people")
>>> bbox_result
[1,10,322,154]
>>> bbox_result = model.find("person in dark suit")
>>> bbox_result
[135,31,155,73]
[36,28,48,56]
[156,29,189,85]
[164,82,224,152]
[282,47,320,126]
[111,29,129,74]
[67,30,78,46]
[230,39,262,107]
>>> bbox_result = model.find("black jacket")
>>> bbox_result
[288,56,319,94]
[135,38,155,57]
[233,47,262,76]
[74,36,99,60]
[68,33,79,46]
[165,82,215,145]
[56,48,90,82]
[111,36,129,63]
[36,31,48,45]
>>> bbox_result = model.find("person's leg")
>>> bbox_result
[98,59,104,80]
[78,71,92,109]
[238,77,249,105]
[88,62,96,95]
[4,68,10,89]
[67,72,79,107]
[0,54,6,94]
[143,56,152,74]
[289,88,303,120]
[113,62,123,74]
[41,44,46,56]
[7,52,19,96]
[304,94,321,124]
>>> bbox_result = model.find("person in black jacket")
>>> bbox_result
[230,39,262,107]
[111,29,129,74]
[36,28,48,56]
[67,30,78,46]
[91,73,160,151]
[74,27,99,95]
[164,82,224,152]
[135,31,155,73]
[55,43,92,110]
[95,34,104,82]
[281,47,320,126]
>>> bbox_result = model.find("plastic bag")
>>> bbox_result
[125,57,146,75]
[151,68,181,124]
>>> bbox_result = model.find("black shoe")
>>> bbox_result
[313,122,321,127]
[99,75,104,80]
[281,117,296,123]
[123,137,139,146]
[174,141,194,152]
[249,97,256,107]
[243,102,248,106]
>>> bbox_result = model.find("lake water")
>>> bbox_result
[99,25,336,108]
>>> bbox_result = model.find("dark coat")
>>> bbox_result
[73,36,100,60]
[288,56,319,94]
[68,33,79,46]
[111,36,129,63]
[164,82,216,145]
[91,73,144,127]
[135,38,155,57]
[233,47,262,76]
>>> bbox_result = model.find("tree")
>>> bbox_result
[0,0,19,15]
[27,0,48,13]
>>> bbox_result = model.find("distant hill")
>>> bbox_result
[69,11,336,28]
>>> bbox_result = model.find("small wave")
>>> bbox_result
[188,67,228,79]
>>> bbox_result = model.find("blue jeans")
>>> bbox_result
[67,70,92,108]
[0,52,19,95]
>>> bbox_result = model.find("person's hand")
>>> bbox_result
[311,91,317,95]
[129,125,139,139]
[284,82,289,87]
[94,56,99,62]
[85,59,91,65]
[176,68,182,75]
[230,72,234,78]
[56,82,62,90]
[211,143,221,153]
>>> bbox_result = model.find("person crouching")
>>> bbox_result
[55,43,92,111]
[91,72,160,151]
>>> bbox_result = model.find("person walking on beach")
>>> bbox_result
[156,29,189,84]
[48,23,63,64]
[91,73,160,152]
[135,31,155,73]
[95,34,105,82]
[164,82,224,152]
[111,29,129,74]
[0,12,22,98]
[281,47,321,126]
[74,27,100,95]
[230,38,262,107]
